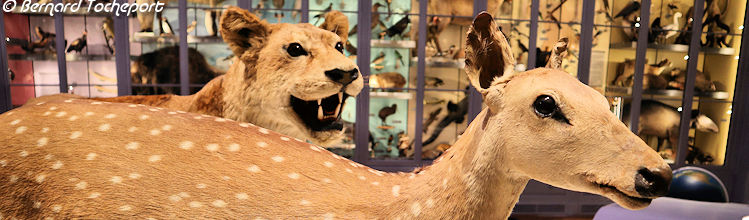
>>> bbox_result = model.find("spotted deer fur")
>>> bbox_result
[0,12,670,220]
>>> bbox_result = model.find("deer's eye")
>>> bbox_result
[287,43,308,57]
[335,42,344,53]
[533,95,557,117]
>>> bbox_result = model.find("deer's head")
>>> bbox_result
[464,12,671,210]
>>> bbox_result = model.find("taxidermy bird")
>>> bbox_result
[423,96,469,146]
[22,26,56,52]
[384,0,393,19]
[425,76,444,87]
[160,17,174,36]
[535,47,552,68]
[102,17,115,55]
[348,3,387,36]
[8,68,15,81]
[517,39,529,53]
[648,17,663,43]
[662,12,682,41]
[378,104,397,125]
[423,108,442,134]
[394,50,404,69]
[614,0,640,19]
[312,3,333,25]
[205,10,219,36]
[599,0,614,22]
[67,32,87,53]
[371,52,386,65]
[383,15,410,38]
[186,20,198,33]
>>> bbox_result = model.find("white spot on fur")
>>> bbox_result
[149,129,161,136]
[129,173,141,179]
[88,192,101,198]
[0,160,6,167]
[68,115,79,121]
[425,198,435,208]
[196,183,207,189]
[35,174,46,183]
[288,173,300,179]
[33,201,41,208]
[222,176,231,180]
[162,125,173,131]
[193,116,203,120]
[98,124,111,131]
[84,112,94,116]
[51,205,62,212]
[37,137,48,147]
[126,142,140,150]
[239,122,251,127]
[300,200,311,205]
[179,141,194,150]
[177,111,186,114]
[323,213,334,220]
[15,126,27,134]
[19,151,28,157]
[119,205,132,211]
[310,145,322,152]
[409,174,416,179]
[392,185,401,197]
[48,106,57,110]
[64,99,73,103]
[104,114,116,119]
[348,162,359,167]
[41,127,49,133]
[411,202,422,216]
[9,175,18,183]
[168,111,177,115]
[205,144,219,152]
[111,176,123,184]
[227,143,241,152]
[442,179,447,188]
[369,169,385,176]
[55,112,67,117]
[236,193,249,200]
[139,115,149,120]
[280,137,290,141]
[211,200,227,207]
[324,161,334,167]
[258,128,269,134]
[148,155,162,162]
[42,111,51,116]
[128,104,137,107]
[51,161,63,169]
[91,101,102,105]
[215,118,227,122]
[371,181,380,186]
[257,142,268,148]
[169,195,182,202]
[178,192,190,198]
[188,201,203,208]
[128,127,138,132]
[345,168,353,173]
[69,131,82,139]
[85,153,97,160]
[75,181,87,189]
[271,156,285,162]
[44,154,53,160]
[358,176,366,180]
[322,178,332,183]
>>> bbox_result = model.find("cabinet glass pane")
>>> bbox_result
[368,90,416,159]
[421,90,468,160]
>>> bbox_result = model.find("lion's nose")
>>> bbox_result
[634,166,672,197]
[325,68,358,86]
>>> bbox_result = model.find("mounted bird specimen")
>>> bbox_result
[102,17,115,55]
[312,2,333,25]
[378,104,398,125]
[160,17,174,36]
[348,3,387,36]
[67,32,87,53]
[383,15,410,38]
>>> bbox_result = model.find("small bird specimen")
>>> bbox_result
[378,104,398,125]
[312,3,333,25]
[102,17,115,54]
[423,108,442,134]
[371,51,386,65]
[67,31,87,53]
[383,15,410,38]
[160,17,174,36]
[394,50,405,69]
[425,76,444,87]
[348,3,387,36]
[614,0,640,19]
[22,27,56,52]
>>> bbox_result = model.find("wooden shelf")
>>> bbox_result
[605,86,730,100]
[610,42,736,56]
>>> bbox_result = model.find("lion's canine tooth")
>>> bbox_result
[334,102,341,117]
[318,105,324,120]
[317,99,322,106]
[337,92,343,102]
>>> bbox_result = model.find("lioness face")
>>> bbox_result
[220,8,361,146]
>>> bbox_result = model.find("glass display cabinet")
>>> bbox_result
[1,0,748,215]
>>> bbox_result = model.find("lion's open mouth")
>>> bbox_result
[290,92,349,132]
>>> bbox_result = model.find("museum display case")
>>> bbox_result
[1,0,748,214]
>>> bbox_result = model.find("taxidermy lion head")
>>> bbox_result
[220,7,362,146]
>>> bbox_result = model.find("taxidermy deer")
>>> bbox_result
[0,12,670,219]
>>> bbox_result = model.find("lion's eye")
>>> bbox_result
[533,95,557,117]
[287,43,308,57]
[335,42,344,53]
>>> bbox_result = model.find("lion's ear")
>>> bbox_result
[220,6,269,62]
[318,11,349,43]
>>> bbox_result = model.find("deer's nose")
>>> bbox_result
[634,167,672,197]
[325,68,358,86]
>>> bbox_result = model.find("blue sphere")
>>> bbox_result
[667,167,729,203]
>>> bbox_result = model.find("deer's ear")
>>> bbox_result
[220,6,269,63]
[545,37,568,70]
[464,12,515,93]
[318,11,350,44]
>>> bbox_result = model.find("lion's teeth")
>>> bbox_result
[318,105,324,120]
[317,99,322,106]
[337,92,343,102]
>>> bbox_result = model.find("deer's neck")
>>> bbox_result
[384,109,529,219]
